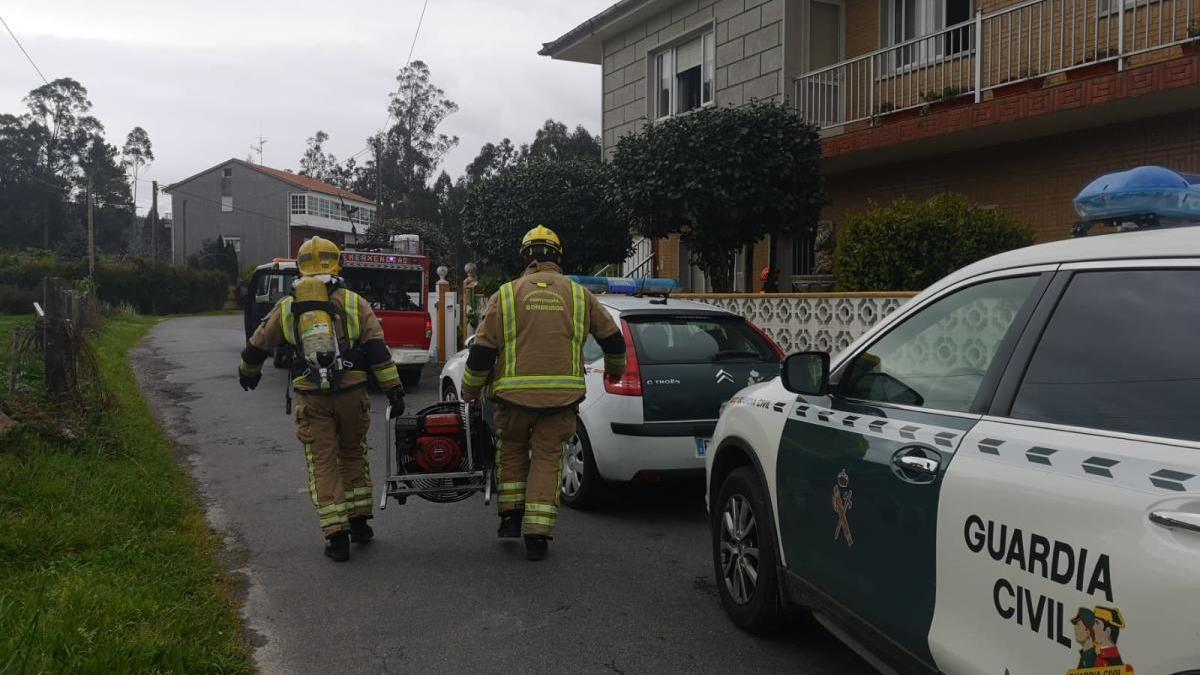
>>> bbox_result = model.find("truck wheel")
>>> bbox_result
[560,420,602,510]
[713,466,783,633]
[399,367,422,390]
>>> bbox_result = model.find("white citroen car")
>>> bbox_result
[441,278,782,509]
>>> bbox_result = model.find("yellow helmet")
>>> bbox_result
[297,236,341,277]
[521,225,563,257]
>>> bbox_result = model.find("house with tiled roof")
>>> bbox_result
[542,0,1200,292]
[165,158,377,268]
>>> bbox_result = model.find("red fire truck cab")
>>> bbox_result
[245,245,432,389]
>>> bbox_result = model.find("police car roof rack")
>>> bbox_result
[1071,213,1163,238]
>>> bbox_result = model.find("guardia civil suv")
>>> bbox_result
[706,168,1200,675]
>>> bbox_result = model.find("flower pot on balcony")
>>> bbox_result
[1066,60,1118,81]
[993,77,1045,98]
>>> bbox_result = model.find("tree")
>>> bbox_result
[358,218,454,267]
[523,120,601,164]
[189,236,239,283]
[463,138,520,185]
[834,194,1035,291]
[609,102,826,291]
[298,129,357,187]
[122,126,154,241]
[461,160,632,278]
[371,60,459,221]
[24,78,103,181]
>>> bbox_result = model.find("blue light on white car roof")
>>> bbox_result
[1073,166,1200,228]
[568,276,679,296]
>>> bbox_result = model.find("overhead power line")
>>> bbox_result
[0,13,49,84]
[349,0,434,162]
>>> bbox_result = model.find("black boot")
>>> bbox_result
[349,516,374,544]
[497,510,523,539]
[524,535,549,561]
[324,532,350,562]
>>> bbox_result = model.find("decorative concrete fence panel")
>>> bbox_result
[675,292,918,354]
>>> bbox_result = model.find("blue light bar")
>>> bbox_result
[1074,166,1200,224]
[567,276,678,297]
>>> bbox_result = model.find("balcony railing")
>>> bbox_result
[795,0,1199,130]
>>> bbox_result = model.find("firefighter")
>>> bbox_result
[238,236,406,563]
[461,225,627,561]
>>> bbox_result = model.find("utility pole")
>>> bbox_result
[86,179,95,279]
[150,180,159,262]
[374,136,384,224]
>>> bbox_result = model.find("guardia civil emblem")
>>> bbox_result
[832,469,854,548]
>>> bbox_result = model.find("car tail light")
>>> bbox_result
[748,320,785,360]
[424,315,433,341]
[604,319,642,397]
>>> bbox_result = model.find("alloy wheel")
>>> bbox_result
[720,494,761,606]
[561,434,585,497]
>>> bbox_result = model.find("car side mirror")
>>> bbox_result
[781,352,830,396]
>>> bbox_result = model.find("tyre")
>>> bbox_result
[441,379,459,401]
[713,466,783,633]
[399,366,422,390]
[560,419,602,510]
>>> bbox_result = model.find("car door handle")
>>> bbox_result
[894,455,940,476]
[1149,511,1200,534]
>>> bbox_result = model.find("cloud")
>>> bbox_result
[0,0,613,214]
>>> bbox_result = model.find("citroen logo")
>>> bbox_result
[715,369,735,385]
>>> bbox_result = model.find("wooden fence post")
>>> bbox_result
[42,277,68,397]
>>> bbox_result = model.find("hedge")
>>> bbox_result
[0,255,228,315]
[834,194,1035,292]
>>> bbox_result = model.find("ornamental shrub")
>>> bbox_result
[0,253,227,315]
[834,194,1035,291]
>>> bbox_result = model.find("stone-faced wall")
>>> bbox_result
[601,0,788,158]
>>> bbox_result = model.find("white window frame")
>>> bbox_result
[651,27,716,120]
[879,0,974,72]
[221,196,233,213]
[224,236,241,254]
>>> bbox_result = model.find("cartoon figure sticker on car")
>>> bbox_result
[832,469,854,548]
[1067,606,1134,675]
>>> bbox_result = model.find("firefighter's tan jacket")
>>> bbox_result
[471,262,621,408]
[244,286,400,393]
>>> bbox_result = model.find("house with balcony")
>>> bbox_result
[165,159,377,268]
[541,0,1200,291]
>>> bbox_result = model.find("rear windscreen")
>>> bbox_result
[342,269,424,311]
[627,316,778,365]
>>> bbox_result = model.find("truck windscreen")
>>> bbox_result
[341,269,424,312]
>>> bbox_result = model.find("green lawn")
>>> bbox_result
[0,315,251,674]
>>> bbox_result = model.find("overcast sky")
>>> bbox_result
[1,0,613,215]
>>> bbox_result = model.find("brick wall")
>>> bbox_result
[823,109,1200,243]
[602,0,788,157]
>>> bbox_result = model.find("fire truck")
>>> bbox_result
[244,238,433,388]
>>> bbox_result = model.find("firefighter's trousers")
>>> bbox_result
[493,402,576,539]
[294,388,373,536]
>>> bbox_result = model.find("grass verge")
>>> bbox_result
[0,315,251,674]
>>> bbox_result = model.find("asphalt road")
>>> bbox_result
[134,315,873,675]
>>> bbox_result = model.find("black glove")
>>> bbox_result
[386,388,406,418]
[239,369,261,391]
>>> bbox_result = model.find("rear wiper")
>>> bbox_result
[712,351,763,361]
